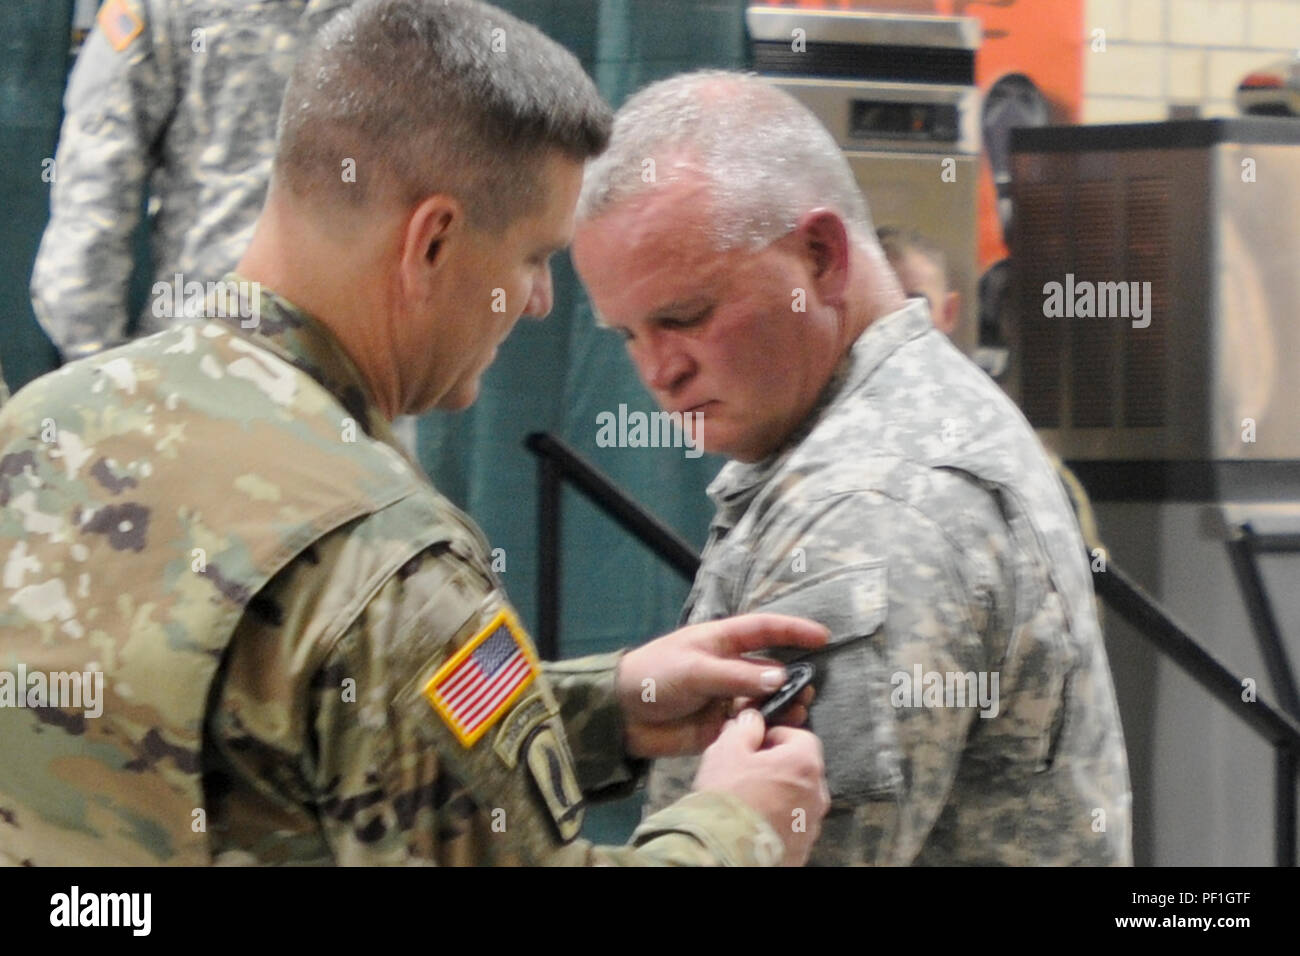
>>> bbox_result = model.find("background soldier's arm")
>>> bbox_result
[30,0,178,359]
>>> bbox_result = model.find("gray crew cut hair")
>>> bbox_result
[577,71,873,250]
[275,0,612,231]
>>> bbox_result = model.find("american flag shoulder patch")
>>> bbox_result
[424,608,540,747]
[98,0,144,53]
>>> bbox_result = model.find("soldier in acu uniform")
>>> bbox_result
[573,71,1133,866]
[31,0,353,361]
[0,2,832,867]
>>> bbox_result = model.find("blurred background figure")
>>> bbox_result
[877,226,960,336]
[30,0,352,362]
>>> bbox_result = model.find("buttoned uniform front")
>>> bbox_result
[30,0,351,360]
[646,298,1133,865]
[0,280,784,866]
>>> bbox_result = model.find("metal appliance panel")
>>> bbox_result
[746,6,980,50]
[1009,120,1300,462]
[766,77,981,155]
[1211,142,1300,460]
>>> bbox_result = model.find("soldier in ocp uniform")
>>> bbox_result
[573,71,1133,865]
[31,0,353,361]
[0,1,831,866]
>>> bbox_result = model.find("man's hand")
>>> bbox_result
[616,613,828,759]
[693,709,830,866]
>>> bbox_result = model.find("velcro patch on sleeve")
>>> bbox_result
[423,608,539,747]
[524,725,585,842]
[98,0,144,52]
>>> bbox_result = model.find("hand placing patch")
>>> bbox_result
[423,608,539,747]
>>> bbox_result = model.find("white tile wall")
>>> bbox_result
[1085,44,1167,95]
[1087,0,1131,39]
[1247,0,1300,45]
[1081,96,1167,122]
[1168,0,1247,46]
[1166,47,1208,99]
[1082,0,1300,123]
[1128,0,1169,42]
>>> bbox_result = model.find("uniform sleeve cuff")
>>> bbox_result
[631,791,785,866]
[542,651,646,800]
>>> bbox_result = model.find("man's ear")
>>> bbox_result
[937,290,961,337]
[796,209,850,306]
[399,194,462,294]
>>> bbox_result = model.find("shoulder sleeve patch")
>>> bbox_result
[422,608,539,747]
[523,725,585,843]
[97,0,144,52]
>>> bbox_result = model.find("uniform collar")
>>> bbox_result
[706,297,934,521]
[210,273,412,463]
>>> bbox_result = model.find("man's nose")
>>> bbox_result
[523,268,553,320]
[635,335,692,394]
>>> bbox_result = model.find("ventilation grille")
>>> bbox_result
[1015,174,1172,430]
[1124,178,1171,427]
[752,42,975,84]
[1016,182,1067,428]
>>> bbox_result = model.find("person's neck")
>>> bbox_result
[840,248,908,349]
[237,196,404,420]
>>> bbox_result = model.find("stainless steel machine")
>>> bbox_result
[1010,118,1300,865]
[746,6,982,353]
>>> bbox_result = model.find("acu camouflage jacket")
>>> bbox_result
[647,300,1133,865]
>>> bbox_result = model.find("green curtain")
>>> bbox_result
[0,1,73,392]
[416,0,751,841]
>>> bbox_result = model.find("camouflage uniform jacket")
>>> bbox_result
[0,280,783,866]
[30,0,351,360]
[647,299,1133,865]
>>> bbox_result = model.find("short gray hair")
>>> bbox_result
[275,0,611,231]
[577,71,872,249]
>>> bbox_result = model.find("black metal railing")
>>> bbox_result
[526,431,1300,865]
[525,432,699,659]
[1224,524,1300,867]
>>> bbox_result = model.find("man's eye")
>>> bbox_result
[661,309,710,330]
[616,327,634,342]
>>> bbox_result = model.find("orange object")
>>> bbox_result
[1240,72,1284,89]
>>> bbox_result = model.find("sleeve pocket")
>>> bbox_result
[747,560,887,647]
[751,563,903,804]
